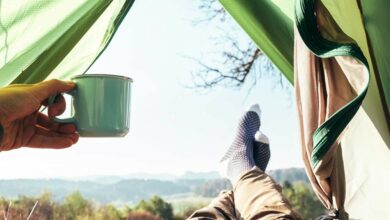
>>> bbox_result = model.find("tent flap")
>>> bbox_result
[0,0,135,86]
[295,0,369,172]
[295,0,369,218]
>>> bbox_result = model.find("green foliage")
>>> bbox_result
[0,192,58,219]
[63,191,93,220]
[0,191,180,220]
[95,204,123,220]
[135,196,174,220]
[282,181,325,220]
[169,196,210,217]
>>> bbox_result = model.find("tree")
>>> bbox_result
[192,0,287,90]
[0,192,55,220]
[135,196,174,220]
[95,204,123,220]
[35,191,56,219]
[63,191,93,220]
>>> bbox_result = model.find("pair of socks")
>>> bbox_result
[220,104,270,185]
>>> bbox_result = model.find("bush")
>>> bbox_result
[135,196,174,220]
[95,204,123,220]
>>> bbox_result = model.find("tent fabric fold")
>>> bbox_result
[0,0,135,86]
[294,0,369,169]
[295,32,365,218]
[295,0,369,218]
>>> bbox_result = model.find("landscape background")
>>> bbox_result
[0,168,324,219]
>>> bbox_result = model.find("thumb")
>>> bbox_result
[32,79,75,101]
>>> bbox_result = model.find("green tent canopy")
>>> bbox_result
[220,0,390,219]
[0,0,134,86]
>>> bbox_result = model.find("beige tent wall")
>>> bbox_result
[341,110,390,219]
[321,1,390,219]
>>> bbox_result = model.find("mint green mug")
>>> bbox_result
[52,74,132,137]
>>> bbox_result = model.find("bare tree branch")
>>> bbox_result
[194,0,227,24]
[190,40,262,89]
[191,0,289,91]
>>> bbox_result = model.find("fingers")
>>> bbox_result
[57,123,77,133]
[37,113,77,134]
[28,134,74,149]
[27,126,79,149]
[36,112,56,129]
[47,94,66,117]
[32,79,75,102]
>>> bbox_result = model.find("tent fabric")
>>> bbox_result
[358,0,390,127]
[318,1,390,219]
[220,0,390,219]
[0,0,135,86]
[296,1,379,219]
[294,0,369,170]
[294,1,369,217]
[218,0,294,83]
[320,0,390,147]
[295,29,368,212]
[218,0,373,170]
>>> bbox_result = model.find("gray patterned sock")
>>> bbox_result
[250,104,271,171]
[253,140,270,171]
[220,108,259,185]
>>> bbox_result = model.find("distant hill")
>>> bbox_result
[0,179,190,204]
[0,168,308,205]
[73,171,220,183]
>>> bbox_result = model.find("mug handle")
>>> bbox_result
[48,88,77,124]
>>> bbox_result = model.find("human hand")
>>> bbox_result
[0,79,79,151]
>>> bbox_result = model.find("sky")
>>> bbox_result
[0,0,303,179]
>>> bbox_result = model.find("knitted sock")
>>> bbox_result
[253,139,270,171]
[251,105,271,171]
[220,105,260,185]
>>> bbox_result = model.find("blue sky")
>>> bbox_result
[0,0,303,179]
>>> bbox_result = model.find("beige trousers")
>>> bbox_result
[188,167,303,220]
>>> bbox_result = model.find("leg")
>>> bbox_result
[187,190,235,220]
[234,167,303,220]
[220,104,303,220]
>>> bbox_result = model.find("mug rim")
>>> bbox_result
[72,74,133,82]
